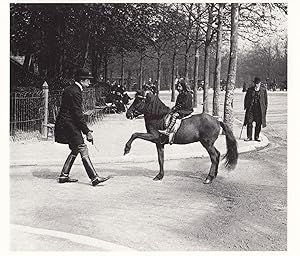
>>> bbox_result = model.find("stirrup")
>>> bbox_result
[158,129,170,136]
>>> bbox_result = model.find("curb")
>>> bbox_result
[10,116,270,167]
[10,134,269,167]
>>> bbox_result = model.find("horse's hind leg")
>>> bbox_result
[201,140,220,184]
[153,143,165,181]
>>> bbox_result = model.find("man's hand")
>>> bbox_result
[86,131,94,144]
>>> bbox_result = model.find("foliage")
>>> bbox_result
[10,3,287,92]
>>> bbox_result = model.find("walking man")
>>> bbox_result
[243,77,268,142]
[54,68,111,186]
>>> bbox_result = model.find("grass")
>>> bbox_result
[10,130,43,142]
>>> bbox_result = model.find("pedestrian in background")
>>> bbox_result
[54,68,111,186]
[243,77,268,142]
[242,81,247,92]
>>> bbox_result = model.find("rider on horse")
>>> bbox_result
[158,78,193,136]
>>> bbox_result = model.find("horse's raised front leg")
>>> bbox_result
[123,132,158,155]
[153,143,165,181]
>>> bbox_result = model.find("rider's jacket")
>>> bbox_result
[172,91,193,118]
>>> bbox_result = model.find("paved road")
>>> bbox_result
[10,90,287,251]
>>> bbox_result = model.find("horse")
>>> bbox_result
[124,90,238,184]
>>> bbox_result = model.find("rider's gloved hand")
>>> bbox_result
[86,131,94,144]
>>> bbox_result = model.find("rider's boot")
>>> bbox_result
[58,153,78,183]
[159,114,177,136]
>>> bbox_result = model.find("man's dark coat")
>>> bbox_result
[244,85,268,127]
[54,83,90,145]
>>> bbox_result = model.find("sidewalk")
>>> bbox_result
[9,109,269,167]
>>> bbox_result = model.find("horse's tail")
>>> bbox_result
[219,121,238,170]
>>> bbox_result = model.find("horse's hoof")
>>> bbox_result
[203,176,213,184]
[123,146,130,155]
[153,175,163,181]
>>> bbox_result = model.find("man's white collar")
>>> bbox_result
[75,81,83,91]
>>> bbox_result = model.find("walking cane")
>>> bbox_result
[239,125,244,139]
[93,141,100,152]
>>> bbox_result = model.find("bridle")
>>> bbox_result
[128,94,146,119]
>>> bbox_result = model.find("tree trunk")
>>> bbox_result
[193,41,200,108]
[121,51,125,86]
[127,69,132,90]
[171,49,176,102]
[82,25,91,68]
[184,47,189,79]
[139,49,143,90]
[56,7,64,76]
[224,3,240,130]
[23,53,32,71]
[103,52,108,82]
[213,3,224,117]
[91,47,98,81]
[156,55,161,95]
[203,4,213,113]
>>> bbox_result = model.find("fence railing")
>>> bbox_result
[10,85,98,140]
[10,91,44,137]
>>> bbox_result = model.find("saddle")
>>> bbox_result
[162,113,193,144]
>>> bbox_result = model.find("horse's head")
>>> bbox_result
[126,90,147,119]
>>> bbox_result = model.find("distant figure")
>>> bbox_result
[243,77,268,142]
[54,68,111,186]
[242,81,247,92]
[110,82,127,112]
[158,78,193,136]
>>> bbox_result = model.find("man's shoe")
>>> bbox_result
[91,176,111,186]
[244,138,252,142]
[58,176,78,183]
[158,129,170,136]
[254,138,261,142]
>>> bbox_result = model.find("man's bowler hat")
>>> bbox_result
[75,68,93,80]
[253,77,261,84]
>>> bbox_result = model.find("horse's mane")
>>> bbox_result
[144,93,170,118]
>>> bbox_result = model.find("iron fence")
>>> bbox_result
[10,91,44,137]
[10,87,97,139]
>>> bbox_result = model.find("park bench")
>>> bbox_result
[95,96,117,115]
[84,98,108,124]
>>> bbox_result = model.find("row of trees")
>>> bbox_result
[10,3,287,129]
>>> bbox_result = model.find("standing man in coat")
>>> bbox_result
[243,77,268,142]
[54,68,111,186]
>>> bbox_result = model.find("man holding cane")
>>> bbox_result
[54,68,111,186]
[243,77,268,142]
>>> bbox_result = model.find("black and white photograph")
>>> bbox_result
[5,0,297,253]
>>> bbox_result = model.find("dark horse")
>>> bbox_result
[124,90,238,184]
